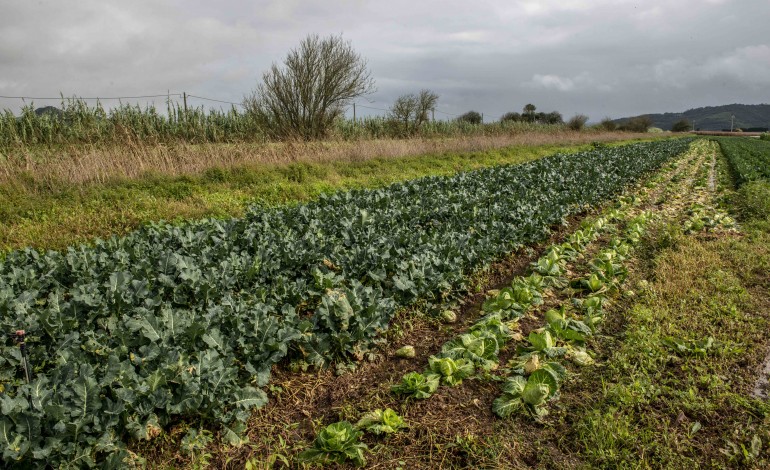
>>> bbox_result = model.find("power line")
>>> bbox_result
[355,103,390,113]
[186,94,244,107]
[0,94,181,100]
[0,92,247,109]
[433,109,461,118]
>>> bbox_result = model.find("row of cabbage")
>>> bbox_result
[389,201,634,405]
[0,139,691,467]
[302,141,732,466]
[492,209,652,416]
[715,137,770,185]
[492,140,730,418]
[318,198,646,467]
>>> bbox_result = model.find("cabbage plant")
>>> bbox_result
[440,330,500,370]
[493,368,561,418]
[355,408,407,435]
[391,372,440,399]
[298,421,368,466]
[545,308,592,344]
[521,330,568,358]
[427,356,475,386]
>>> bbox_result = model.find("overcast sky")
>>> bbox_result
[1,0,768,121]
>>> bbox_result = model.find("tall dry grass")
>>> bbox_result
[1,131,653,188]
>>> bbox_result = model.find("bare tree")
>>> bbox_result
[389,94,419,135]
[244,34,375,140]
[388,89,438,136]
[415,90,438,127]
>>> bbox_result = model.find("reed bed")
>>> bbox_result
[0,98,567,149]
[1,131,653,188]
[0,99,262,148]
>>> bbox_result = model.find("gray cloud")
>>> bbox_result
[0,0,768,121]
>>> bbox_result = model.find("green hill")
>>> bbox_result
[615,104,770,131]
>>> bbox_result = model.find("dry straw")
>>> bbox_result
[0,131,651,188]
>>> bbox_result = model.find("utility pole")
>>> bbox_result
[183,92,188,114]
[353,102,356,123]
[431,108,435,122]
[481,113,484,124]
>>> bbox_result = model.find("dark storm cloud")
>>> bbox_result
[1,0,767,120]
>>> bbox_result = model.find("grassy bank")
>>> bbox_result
[2,131,652,186]
[1,133,659,252]
[568,191,770,468]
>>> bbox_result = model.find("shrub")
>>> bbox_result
[671,119,692,132]
[567,114,589,131]
[619,116,653,132]
[599,117,617,131]
[501,112,521,122]
[458,111,482,125]
[541,111,564,125]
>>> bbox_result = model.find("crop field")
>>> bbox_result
[1,137,770,468]
[716,137,770,184]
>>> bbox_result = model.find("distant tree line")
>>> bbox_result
[245,35,609,139]
[499,104,564,125]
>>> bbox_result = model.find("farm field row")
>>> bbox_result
[0,139,691,467]
[716,137,770,184]
[147,139,770,468]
